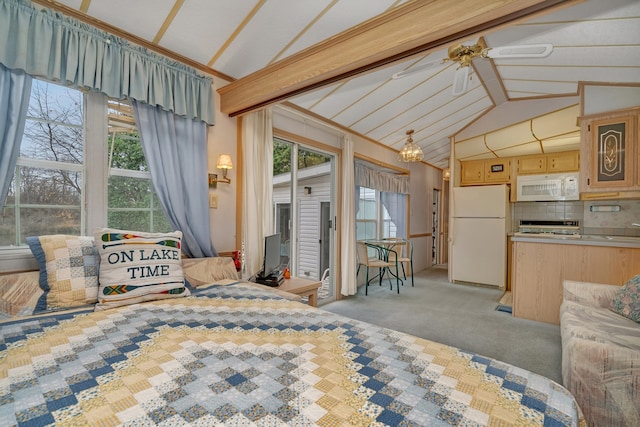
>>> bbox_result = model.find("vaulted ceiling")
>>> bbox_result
[41,0,640,169]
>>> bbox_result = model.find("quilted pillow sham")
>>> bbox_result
[0,271,42,318]
[94,228,189,311]
[26,234,100,313]
[609,274,640,323]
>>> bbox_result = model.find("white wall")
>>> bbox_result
[208,76,239,253]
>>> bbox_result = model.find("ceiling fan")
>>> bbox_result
[392,39,553,96]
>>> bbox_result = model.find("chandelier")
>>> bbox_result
[397,129,424,162]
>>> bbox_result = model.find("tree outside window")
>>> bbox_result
[0,79,169,248]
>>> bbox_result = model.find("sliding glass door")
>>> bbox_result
[272,138,336,303]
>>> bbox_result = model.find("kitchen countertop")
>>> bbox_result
[509,234,640,248]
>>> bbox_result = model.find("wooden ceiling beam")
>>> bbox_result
[218,0,581,117]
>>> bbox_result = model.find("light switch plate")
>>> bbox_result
[209,193,218,209]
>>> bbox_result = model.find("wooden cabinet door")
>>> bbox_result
[484,159,510,183]
[548,151,579,172]
[588,115,635,189]
[460,159,484,185]
[517,155,547,174]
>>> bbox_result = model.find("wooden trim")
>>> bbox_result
[79,0,91,13]
[409,232,432,239]
[218,0,579,117]
[235,117,243,251]
[31,0,235,81]
[273,128,341,155]
[335,150,343,300]
[207,0,267,68]
[578,106,640,122]
[153,0,185,44]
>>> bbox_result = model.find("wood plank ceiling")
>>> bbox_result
[36,0,640,169]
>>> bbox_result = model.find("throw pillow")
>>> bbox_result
[26,235,100,313]
[94,228,189,310]
[182,257,240,288]
[609,275,640,323]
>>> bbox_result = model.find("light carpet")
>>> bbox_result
[321,267,563,384]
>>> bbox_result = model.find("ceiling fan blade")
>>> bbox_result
[451,66,470,96]
[485,43,553,59]
[392,58,444,79]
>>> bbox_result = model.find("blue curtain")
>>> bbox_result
[0,63,31,206]
[132,100,216,258]
[0,0,214,125]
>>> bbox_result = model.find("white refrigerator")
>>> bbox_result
[451,184,510,288]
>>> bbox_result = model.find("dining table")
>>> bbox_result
[358,238,407,288]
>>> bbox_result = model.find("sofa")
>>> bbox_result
[560,279,640,427]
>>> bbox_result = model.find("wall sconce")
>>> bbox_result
[209,154,233,188]
[304,186,312,195]
[443,167,451,181]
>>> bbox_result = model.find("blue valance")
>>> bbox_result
[0,0,215,125]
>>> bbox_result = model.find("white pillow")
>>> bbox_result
[94,228,189,311]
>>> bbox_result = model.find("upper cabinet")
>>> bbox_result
[517,154,546,175]
[517,151,579,175]
[548,151,581,173]
[460,158,510,186]
[580,107,639,195]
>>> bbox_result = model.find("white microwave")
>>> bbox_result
[516,172,579,201]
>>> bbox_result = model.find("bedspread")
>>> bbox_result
[0,283,584,426]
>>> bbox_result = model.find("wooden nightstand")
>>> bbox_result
[277,276,321,307]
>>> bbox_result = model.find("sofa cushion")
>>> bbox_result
[561,297,640,426]
[561,300,640,350]
[609,275,640,323]
[26,235,100,313]
[94,228,189,311]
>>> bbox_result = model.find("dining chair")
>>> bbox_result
[356,242,399,295]
[385,238,414,287]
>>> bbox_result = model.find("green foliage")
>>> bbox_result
[273,140,292,175]
[273,140,331,176]
[109,133,147,171]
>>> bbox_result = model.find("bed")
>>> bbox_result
[0,232,585,426]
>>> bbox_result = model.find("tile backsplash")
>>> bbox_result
[512,199,640,236]
[583,200,640,236]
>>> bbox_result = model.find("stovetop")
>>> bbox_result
[514,220,581,238]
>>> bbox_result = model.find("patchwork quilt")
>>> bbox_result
[0,283,584,426]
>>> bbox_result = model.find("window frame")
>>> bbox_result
[356,186,400,240]
[0,80,166,270]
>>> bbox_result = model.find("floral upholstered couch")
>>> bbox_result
[560,278,640,427]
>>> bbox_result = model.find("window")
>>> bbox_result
[355,187,403,240]
[106,100,170,233]
[0,79,169,249]
[1,80,84,246]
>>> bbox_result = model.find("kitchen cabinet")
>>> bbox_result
[548,151,580,172]
[460,159,484,185]
[580,107,639,195]
[516,151,579,175]
[460,158,510,186]
[511,239,640,325]
[517,154,546,174]
[484,159,511,183]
